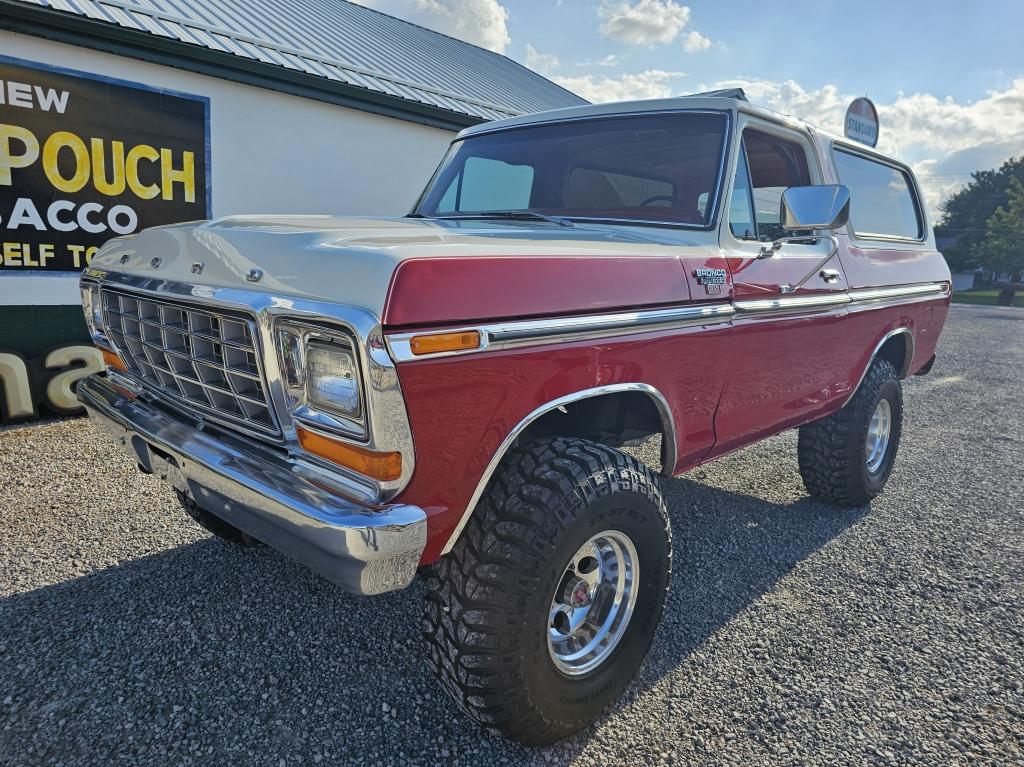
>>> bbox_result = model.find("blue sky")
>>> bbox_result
[358,0,1024,218]
[512,0,1024,104]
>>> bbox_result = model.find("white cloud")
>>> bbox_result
[704,77,1024,218]
[597,0,691,46]
[553,70,686,103]
[524,44,559,75]
[683,30,711,52]
[577,54,624,68]
[353,0,511,53]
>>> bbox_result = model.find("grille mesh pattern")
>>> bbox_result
[102,289,278,437]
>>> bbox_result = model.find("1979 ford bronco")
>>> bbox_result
[78,91,950,744]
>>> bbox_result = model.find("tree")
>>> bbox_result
[936,156,1024,272]
[974,176,1024,305]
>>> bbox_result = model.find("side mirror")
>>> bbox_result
[780,185,850,231]
[759,185,850,293]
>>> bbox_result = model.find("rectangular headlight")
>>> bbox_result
[276,321,365,438]
[306,340,360,416]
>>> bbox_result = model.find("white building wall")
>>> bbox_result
[0,30,456,304]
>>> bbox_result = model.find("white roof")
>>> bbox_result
[457,92,874,159]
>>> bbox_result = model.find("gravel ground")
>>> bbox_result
[1,303,1023,766]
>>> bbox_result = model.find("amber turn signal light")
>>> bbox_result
[101,347,127,372]
[409,330,481,356]
[296,426,403,481]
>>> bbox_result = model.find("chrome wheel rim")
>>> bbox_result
[547,530,639,676]
[865,399,892,474]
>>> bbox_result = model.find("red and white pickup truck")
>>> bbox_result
[78,92,950,744]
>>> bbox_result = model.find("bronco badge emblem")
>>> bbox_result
[694,267,727,294]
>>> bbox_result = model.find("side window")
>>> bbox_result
[728,144,756,239]
[438,156,534,213]
[833,149,922,240]
[743,130,812,241]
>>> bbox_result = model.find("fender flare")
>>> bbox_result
[844,327,915,407]
[438,382,677,556]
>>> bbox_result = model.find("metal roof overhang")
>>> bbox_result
[0,0,486,131]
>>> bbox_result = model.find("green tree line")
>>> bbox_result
[936,156,1024,284]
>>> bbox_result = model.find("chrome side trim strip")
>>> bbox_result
[846,292,944,315]
[387,283,947,362]
[848,282,947,303]
[388,282,947,362]
[734,292,851,314]
[386,303,735,362]
[438,383,678,556]
[734,281,948,316]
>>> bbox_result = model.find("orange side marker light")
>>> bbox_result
[409,330,481,356]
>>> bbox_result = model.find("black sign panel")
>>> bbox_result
[0,55,210,272]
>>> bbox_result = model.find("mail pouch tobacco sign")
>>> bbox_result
[0,58,210,272]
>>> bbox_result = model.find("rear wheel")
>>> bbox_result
[422,437,671,745]
[798,358,903,505]
[175,490,263,547]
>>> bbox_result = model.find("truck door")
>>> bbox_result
[711,121,859,455]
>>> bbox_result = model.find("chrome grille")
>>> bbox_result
[101,289,278,438]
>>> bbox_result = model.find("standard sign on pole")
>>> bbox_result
[845,97,879,147]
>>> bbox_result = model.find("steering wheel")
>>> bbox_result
[639,194,683,207]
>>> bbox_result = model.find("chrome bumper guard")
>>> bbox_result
[78,374,426,595]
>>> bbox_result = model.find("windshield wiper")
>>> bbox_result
[432,210,574,228]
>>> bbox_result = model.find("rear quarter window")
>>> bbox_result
[832,147,923,240]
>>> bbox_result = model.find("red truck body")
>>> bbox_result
[388,242,949,562]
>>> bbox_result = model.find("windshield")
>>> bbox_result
[414,112,730,227]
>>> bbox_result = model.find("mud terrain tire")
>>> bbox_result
[798,358,903,505]
[422,437,671,745]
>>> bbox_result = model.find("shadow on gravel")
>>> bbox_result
[651,475,868,676]
[539,472,871,755]
[0,477,868,765]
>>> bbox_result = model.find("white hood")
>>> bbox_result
[90,214,712,317]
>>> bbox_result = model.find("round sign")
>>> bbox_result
[845,97,879,147]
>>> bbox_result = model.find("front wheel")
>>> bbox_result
[798,357,903,505]
[422,437,671,745]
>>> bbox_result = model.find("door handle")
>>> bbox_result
[819,268,841,284]
[779,235,839,293]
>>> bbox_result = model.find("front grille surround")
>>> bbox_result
[101,288,280,439]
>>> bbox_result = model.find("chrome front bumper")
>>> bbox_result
[78,374,426,595]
